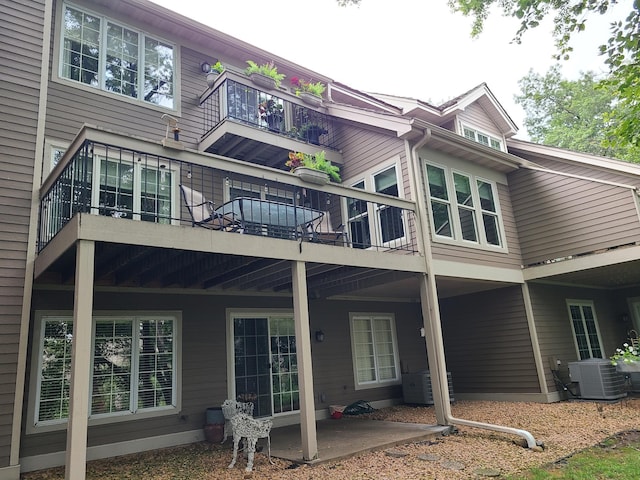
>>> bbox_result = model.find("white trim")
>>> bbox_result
[42,139,69,183]
[459,122,504,152]
[566,300,604,360]
[424,160,508,251]
[431,259,523,283]
[28,310,182,434]
[20,428,204,473]
[53,1,179,113]
[349,313,401,390]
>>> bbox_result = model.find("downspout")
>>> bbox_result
[407,127,540,450]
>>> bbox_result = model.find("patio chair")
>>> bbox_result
[179,184,241,232]
[227,413,273,472]
[311,210,348,246]
[221,399,254,444]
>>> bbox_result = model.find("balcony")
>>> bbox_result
[199,70,342,168]
[36,126,422,294]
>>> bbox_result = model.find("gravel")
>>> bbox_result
[21,397,640,479]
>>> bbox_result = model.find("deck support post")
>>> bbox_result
[65,240,95,480]
[291,260,318,461]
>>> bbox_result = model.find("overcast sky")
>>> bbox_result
[150,0,632,139]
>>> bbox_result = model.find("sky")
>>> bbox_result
[150,0,632,140]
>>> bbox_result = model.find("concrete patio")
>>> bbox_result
[269,417,451,464]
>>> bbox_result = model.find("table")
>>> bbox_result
[214,197,324,239]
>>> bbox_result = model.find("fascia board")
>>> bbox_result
[326,104,413,137]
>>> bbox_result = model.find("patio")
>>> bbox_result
[269,417,450,464]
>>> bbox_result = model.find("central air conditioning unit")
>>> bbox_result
[568,358,626,400]
[402,371,454,405]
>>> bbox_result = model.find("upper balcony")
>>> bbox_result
[198,70,342,168]
[35,126,422,293]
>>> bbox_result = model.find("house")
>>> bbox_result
[1,0,639,478]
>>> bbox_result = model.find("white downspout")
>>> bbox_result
[408,127,540,450]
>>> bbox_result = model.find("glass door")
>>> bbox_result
[232,315,298,417]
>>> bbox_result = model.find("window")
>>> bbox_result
[425,162,504,248]
[35,313,178,427]
[567,301,603,360]
[60,3,174,108]
[92,156,174,223]
[347,163,405,249]
[350,314,400,388]
[462,126,503,151]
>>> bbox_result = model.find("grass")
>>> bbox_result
[507,431,640,479]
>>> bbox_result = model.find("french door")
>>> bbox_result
[231,314,299,417]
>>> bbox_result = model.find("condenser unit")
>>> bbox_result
[402,371,454,405]
[568,359,626,400]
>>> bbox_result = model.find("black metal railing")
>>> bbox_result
[201,77,339,150]
[38,139,418,256]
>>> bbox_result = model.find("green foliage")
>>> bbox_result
[245,60,286,88]
[210,61,224,73]
[286,150,341,182]
[449,0,640,152]
[515,66,640,162]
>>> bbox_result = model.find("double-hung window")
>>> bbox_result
[34,313,179,428]
[347,163,405,249]
[60,3,175,108]
[567,301,603,360]
[462,125,503,151]
[425,163,504,248]
[350,314,400,388]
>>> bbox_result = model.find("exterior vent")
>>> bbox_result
[402,371,454,405]
[568,359,626,400]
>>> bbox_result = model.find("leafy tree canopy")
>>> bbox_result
[516,65,640,162]
[448,0,640,153]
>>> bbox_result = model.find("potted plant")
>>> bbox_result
[610,342,640,372]
[259,99,284,132]
[206,61,225,88]
[299,123,328,145]
[286,150,341,184]
[290,76,326,106]
[245,60,285,90]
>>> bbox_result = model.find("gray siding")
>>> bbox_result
[509,168,640,266]
[440,286,540,393]
[22,290,426,458]
[0,0,46,468]
[431,183,523,269]
[528,283,626,392]
[456,104,504,139]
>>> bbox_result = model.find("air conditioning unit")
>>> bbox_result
[568,359,626,400]
[402,371,454,405]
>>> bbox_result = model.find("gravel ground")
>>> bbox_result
[21,397,640,479]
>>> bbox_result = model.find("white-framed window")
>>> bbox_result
[32,311,180,430]
[462,125,503,151]
[425,162,505,248]
[567,301,603,360]
[59,3,175,108]
[90,154,176,223]
[350,313,400,389]
[347,160,406,249]
[43,139,69,182]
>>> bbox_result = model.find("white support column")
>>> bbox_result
[65,240,95,480]
[291,260,318,461]
[419,273,450,425]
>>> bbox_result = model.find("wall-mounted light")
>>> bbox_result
[315,330,325,343]
[200,61,211,73]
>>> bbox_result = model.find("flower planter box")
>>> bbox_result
[616,361,640,373]
[249,73,276,90]
[299,92,323,107]
[294,167,329,185]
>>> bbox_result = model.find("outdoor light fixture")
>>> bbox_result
[200,61,211,73]
[315,330,325,342]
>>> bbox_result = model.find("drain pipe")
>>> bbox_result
[407,127,540,450]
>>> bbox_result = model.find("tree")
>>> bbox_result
[515,65,640,161]
[448,1,640,152]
